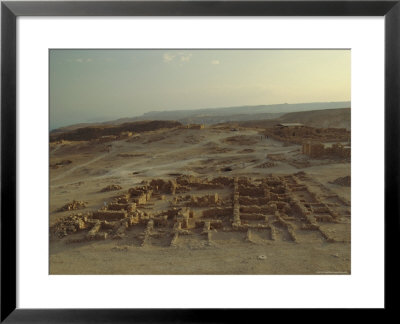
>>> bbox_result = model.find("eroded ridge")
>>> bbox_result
[51,173,350,246]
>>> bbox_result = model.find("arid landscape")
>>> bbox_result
[49,107,351,274]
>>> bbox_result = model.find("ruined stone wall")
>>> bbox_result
[155,208,181,220]
[176,175,202,186]
[302,142,351,159]
[193,183,225,190]
[92,210,127,221]
[238,185,265,196]
[132,194,147,205]
[291,198,315,224]
[149,179,176,194]
[107,202,135,212]
[175,175,226,190]
[302,142,325,158]
[240,205,270,214]
[114,195,129,204]
[128,186,152,204]
[274,212,297,242]
[57,200,87,212]
[187,193,219,207]
[210,176,234,186]
[202,207,233,218]
[232,177,241,227]
[240,213,266,221]
[265,126,350,145]
[325,143,351,158]
[53,173,349,246]
[239,196,268,205]
[195,220,223,229]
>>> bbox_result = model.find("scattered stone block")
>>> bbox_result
[100,184,122,192]
[57,200,87,212]
[92,210,127,221]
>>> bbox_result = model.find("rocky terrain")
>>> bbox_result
[50,120,351,275]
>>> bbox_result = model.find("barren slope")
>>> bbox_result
[239,108,350,130]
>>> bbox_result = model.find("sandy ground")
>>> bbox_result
[50,126,350,274]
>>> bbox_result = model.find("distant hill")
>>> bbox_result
[50,122,104,135]
[238,108,351,130]
[51,101,350,132]
[108,101,351,125]
[50,120,182,142]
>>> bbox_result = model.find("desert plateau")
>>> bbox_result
[49,108,351,275]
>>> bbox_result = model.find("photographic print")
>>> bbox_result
[49,49,351,274]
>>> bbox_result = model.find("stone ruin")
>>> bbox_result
[261,125,351,160]
[302,141,351,159]
[53,213,90,238]
[184,124,205,130]
[51,174,350,246]
[264,125,350,145]
[57,200,87,212]
[100,184,123,192]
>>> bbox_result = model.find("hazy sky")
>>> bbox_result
[50,49,350,129]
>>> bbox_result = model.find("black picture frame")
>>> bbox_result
[1,0,399,322]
